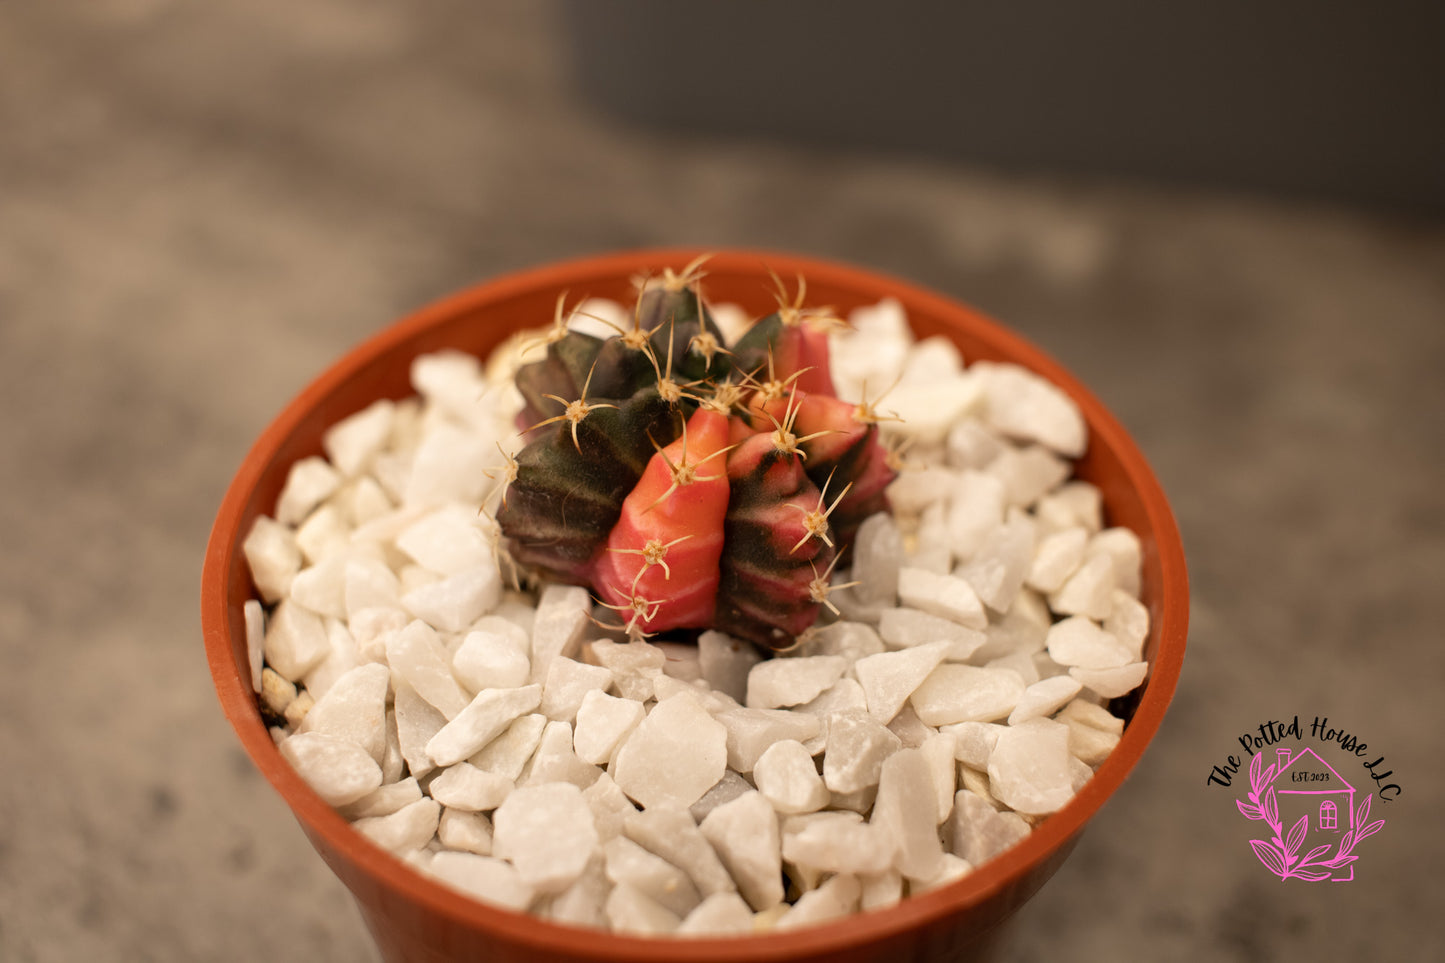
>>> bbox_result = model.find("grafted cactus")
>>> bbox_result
[496,263,896,649]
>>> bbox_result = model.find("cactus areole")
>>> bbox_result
[496,262,897,650]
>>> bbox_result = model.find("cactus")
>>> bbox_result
[495,263,896,649]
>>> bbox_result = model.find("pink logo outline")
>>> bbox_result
[1236,747,1384,881]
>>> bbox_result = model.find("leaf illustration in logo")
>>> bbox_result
[1327,854,1359,869]
[1249,752,1264,791]
[1285,815,1308,860]
[1263,786,1280,827]
[1355,793,1371,829]
[1357,819,1384,844]
[1293,868,1333,882]
[1250,839,1288,878]
[1301,843,1332,865]
[1236,800,1264,820]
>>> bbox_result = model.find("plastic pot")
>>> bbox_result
[201,248,1188,963]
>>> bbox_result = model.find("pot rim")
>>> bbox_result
[202,247,1188,961]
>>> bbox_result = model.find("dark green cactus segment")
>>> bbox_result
[727,312,785,382]
[498,388,682,582]
[514,332,606,427]
[635,286,731,385]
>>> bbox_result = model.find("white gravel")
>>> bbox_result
[247,297,1152,934]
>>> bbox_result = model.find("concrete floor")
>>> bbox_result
[2,2,1441,961]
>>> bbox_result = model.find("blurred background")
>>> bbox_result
[2,1,1441,960]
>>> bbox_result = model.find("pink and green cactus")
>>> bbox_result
[496,263,896,649]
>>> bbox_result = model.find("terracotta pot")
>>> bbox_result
[201,249,1188,963]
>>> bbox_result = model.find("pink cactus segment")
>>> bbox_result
[714,433,834,647]
[591,407,731,633]
[764,322,836,399]
[793,392,895,516]
[792,323,836,397]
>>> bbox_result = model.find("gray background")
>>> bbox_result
[2,2,1441,961]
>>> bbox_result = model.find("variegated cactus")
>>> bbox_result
[496,261,896,649]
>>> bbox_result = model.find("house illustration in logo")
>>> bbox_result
[1265,746,1357,881]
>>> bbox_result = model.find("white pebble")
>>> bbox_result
[430,763,515,812]
[611,694,727,810]
[263,600,330,683]
[956,512,1035,613]
[1104,589,1150,660]
[321,613,370,685]
[677,892,755,936]
[699,792,783,911]
[872,748,945,880]
[428,851,532,911]
[396,505,492,576]
[1007,675,1085,726]
[896,568,987,629]
[340,778,422,820]
[754,740,830,814]
[887,375,985,444]
[386,620,470,720]
[343,555,400,620]
[243,599,265,694]
[605,882,681,935]
[1046,616,1133,669]
[276,457,342,527]
[822,710,903,793]
[437,807,493,855]
[452,628,531,694]
[1069,661,1149,698]
[877,608,986,661]
[943,721,1006,770]
[243,516,301,603]
[781,811,893,877]
[910,665,1025,726]
[624,806,737,898]
[949,789,1032,865]
[979,362,1087,458]
[1050,552,1117,620]
[323,399,396,478]
[1026,527,1089,593]
[540,657,613,722]
[403,423,497,509]
[946,470,1006,562]
[492,782,598,893]
[696,631,761,704]
[299,663,390,763]
[1088,528,1143,597]
[353,797,440,855]
[525,720,601,789]
[775,872,862,930]
[289,554,348,619]
[280,731,382,806]
[746,656,847,710]
[582,772,638,842]
[469,712,546,781]
[987,445,1071,508]
[603,837,701,917]
[573,689,645,766]
[401,563,501,634]
[295,504,350,565]
[987,718,1075,815]
[426,684,542,768]
[919,731,958,823]
[852,513,903,607]
[393,679,446,779]
[530,584,592,684]
[853,641,953,724]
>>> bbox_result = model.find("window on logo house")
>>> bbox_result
[1319,800,1338,830]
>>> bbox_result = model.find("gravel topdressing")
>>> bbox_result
[242,295,1149,936]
